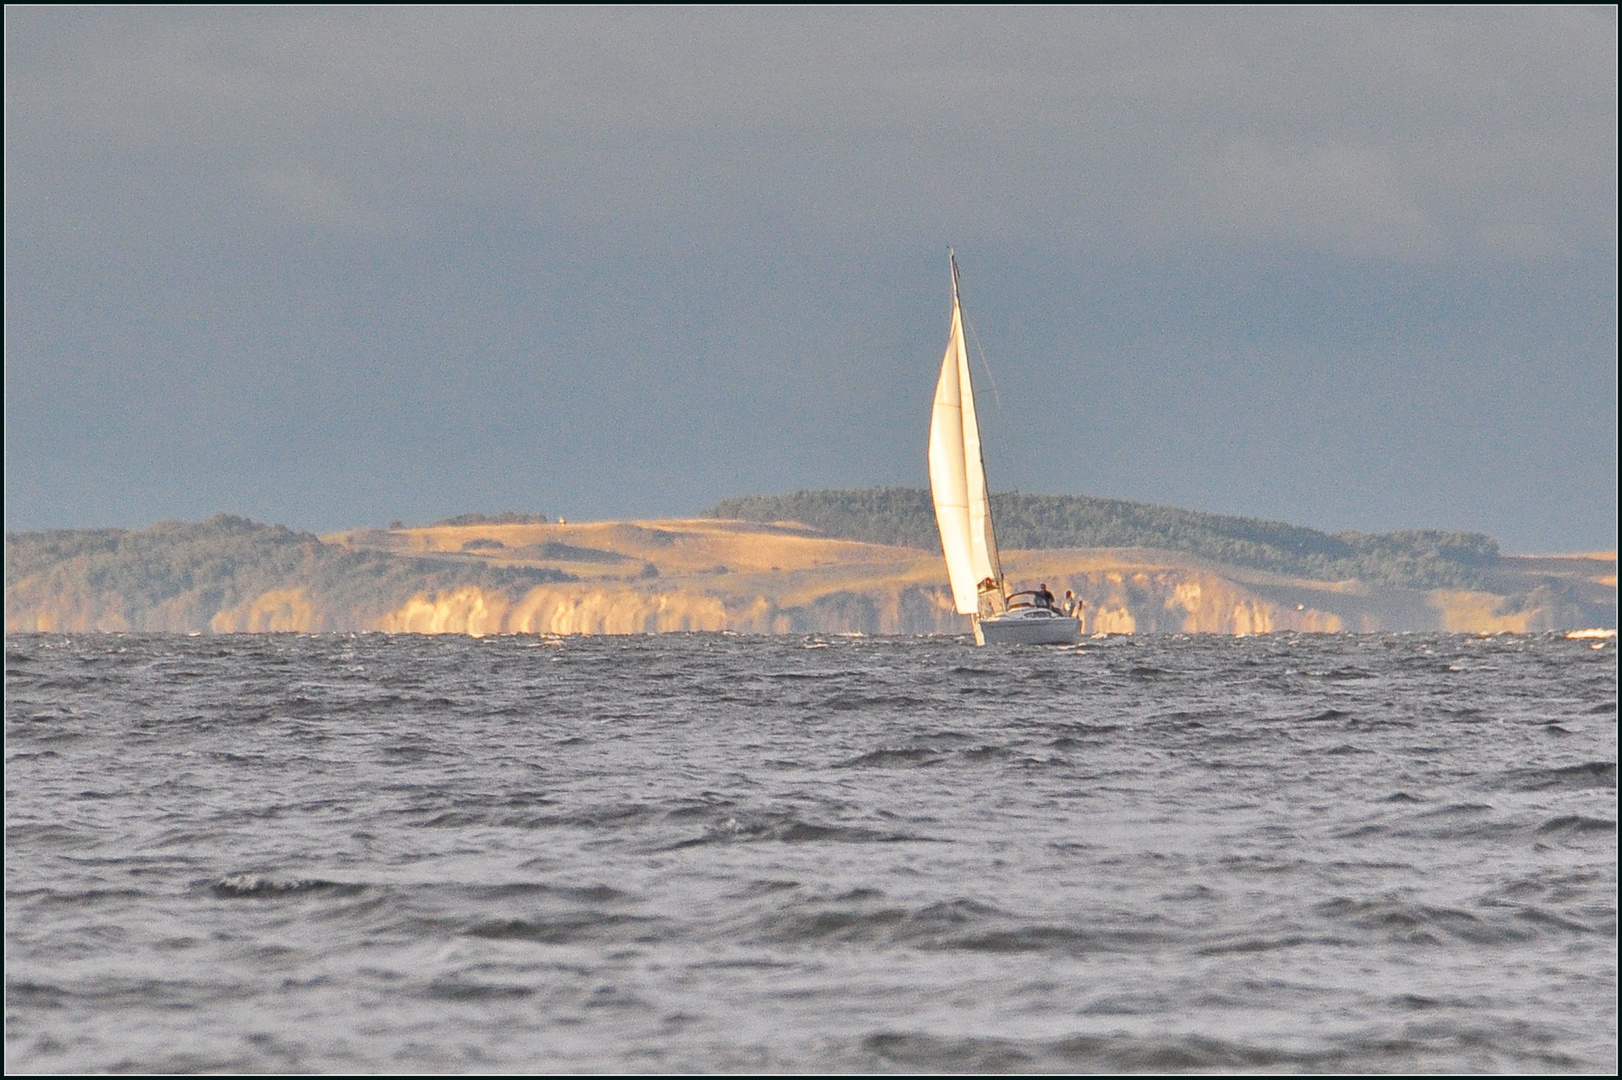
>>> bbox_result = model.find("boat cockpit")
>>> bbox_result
[1005,590,1060,614]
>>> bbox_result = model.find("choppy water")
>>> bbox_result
[5,631,1616,1073]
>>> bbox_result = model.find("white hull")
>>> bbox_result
[974,611,1080,646]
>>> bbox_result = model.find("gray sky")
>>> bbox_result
[5,7,1616,551]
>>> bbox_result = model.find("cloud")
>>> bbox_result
[1178,138,1437,257]
[7,7,1614,259]
[3,8,1615,547]
[243,162,407,235]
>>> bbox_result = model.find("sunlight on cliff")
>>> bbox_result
[1428,591,1539,634]
[9,520,1614,637]
[374,585,738,636]
[212,589,320,633]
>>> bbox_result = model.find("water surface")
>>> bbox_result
[6,631,1616,1072]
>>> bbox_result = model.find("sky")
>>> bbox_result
[5,6,1616,552]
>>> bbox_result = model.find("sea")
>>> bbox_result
[4,630,1616,1074]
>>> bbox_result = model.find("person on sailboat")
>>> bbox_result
[1034,583,1056,610]
[1064,590,1081,616]
[976,577,1001,618]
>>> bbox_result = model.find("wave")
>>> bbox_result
[838,747,944,768]
[454,882,627,903]
[463,911,669,945]
[821,692,933,711]
[1501,761,1616,791]
[854,1027,1586,1073]
[1312,898,1537,945]
[658,808,933,849]
[836,743,1033,768]
[208,874,367,898]
[422,979,535,1001]
[1535,814,1616,834]
[1508,906,1607,934]
[2,974,262,1010]
[747,896,1173,955]
[7,887,150,907]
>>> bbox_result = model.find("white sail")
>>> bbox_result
[929,263,1001,615]
[927,255,1074,646]
[960,314,1001,598]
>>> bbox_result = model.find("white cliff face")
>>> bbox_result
[211,589,321,633]
[368,582,966,636]
[375,585,735,636]
[1047,568,1343,635]
[999,554,1349,636]
[190,569,1561,638]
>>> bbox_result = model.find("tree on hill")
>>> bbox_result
[707,488,940,550]
[704,487,1499,589]
[431,511,550,527]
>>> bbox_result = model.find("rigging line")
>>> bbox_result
[959,306,1005,413]
[947,249,1004,412]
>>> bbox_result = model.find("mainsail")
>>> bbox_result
[928,255,1003,615]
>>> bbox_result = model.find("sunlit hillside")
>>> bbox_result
[8,511,1611,637]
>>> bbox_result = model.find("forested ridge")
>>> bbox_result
[705,487,1501,589]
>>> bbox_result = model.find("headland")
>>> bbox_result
[6,490,1614,635]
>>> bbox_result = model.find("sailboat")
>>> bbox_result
[928,252,1080,646]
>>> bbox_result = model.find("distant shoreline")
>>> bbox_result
[8,506,1615,636]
